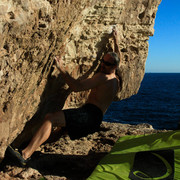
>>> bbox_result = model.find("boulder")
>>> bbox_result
[0,0,161,162]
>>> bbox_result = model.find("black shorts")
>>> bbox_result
[63,103,103,140]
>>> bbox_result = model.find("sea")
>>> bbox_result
[104,73,180,130]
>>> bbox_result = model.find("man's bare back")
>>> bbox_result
[87,72,119,114]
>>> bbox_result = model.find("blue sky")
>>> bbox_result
[145,0,180,73]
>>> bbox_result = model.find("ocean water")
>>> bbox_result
[104,73,180,130]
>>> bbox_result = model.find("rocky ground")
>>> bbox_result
[0,122,168,180]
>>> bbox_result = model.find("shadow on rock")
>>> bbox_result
[29,152,107,179]
[1,150,107,180]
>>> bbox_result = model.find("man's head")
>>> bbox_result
[106,52,120,66]
[100,52,120,74]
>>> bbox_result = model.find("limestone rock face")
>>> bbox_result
[0,0,161,161]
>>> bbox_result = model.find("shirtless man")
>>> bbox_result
[8,29,121,166]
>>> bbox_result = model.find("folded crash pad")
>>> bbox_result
[88,130,180,180]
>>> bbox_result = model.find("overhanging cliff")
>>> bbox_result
[0,0,161,162]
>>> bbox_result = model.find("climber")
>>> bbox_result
[7,28,122,166]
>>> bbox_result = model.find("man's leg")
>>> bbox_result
[22,110,66,160]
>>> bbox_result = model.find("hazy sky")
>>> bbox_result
[145,0,180,73]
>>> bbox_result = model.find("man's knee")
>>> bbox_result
[44,111,66,127]
[44,113,54,121]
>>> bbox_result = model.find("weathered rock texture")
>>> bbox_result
[0,0,161,162]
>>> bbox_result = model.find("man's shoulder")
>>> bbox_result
[91,72,109,84]
[94,72,109,79]
[94,72,117,83]
[95,72,105,76]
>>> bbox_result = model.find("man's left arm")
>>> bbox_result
[112,28,121,58]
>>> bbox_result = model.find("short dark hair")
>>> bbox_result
[107,52,120,66]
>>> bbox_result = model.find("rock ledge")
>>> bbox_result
[0,122,168,180]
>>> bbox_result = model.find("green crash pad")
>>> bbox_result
[88,130,180,180]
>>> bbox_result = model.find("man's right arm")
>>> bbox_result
[55,57,107,92]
